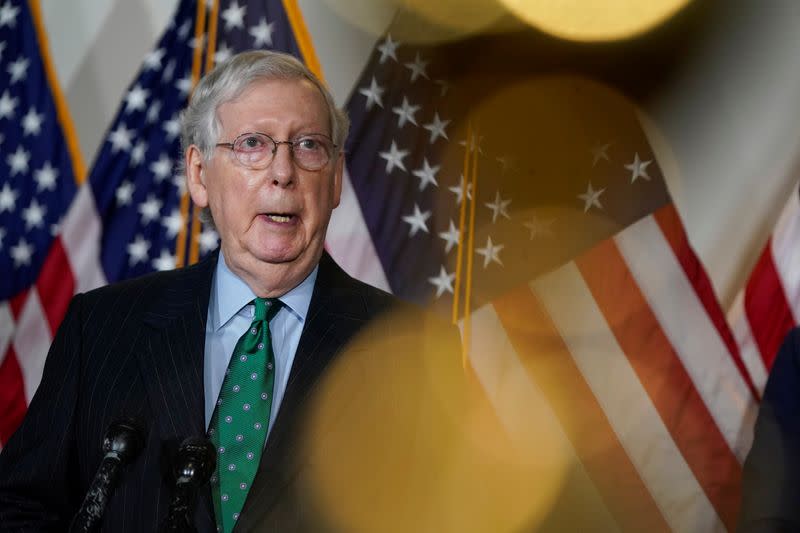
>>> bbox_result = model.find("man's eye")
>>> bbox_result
[238,135,266,151]
[296,137,320,151]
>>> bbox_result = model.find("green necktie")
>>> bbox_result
[209,297,280,533]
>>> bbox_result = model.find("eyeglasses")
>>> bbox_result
[215,132,337,171]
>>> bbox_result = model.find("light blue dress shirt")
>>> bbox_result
[204,252,316,438]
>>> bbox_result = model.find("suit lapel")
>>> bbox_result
[236,253,380,531]
[134,253,217,531]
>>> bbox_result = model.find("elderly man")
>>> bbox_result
[0,50,461,532]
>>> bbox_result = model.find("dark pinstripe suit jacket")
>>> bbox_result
[0,252,458,532]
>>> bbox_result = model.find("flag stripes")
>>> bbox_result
[492,288,672,532]
[463,207,757,531]
[729,187,800,397]
[579,233,741,530]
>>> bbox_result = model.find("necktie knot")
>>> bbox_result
[253,298,280,322]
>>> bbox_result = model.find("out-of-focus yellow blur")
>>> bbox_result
[299,308,571,532]
[320,0,690,43]
[499,0,691,41]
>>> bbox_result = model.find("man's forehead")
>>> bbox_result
[216,77,331,132]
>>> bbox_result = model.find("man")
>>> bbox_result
[0,50,461,532]
[739,327,800,532]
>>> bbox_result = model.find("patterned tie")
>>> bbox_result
[208,297,280,533]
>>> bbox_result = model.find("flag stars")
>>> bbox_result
[0,1,20,28]
[402,204,431,237]
[127,235,151,266]
[0,183,17,212]
[449,176,473,205]
[146,101,161,124]
[162,59,176,82]
[439,220,460,253]
[578,182,605,212]
[249,17,274,47]
[163,115,181,141]
[143,48,165,70]
[214,43,233,65]
[22,199,46,231]
[139,194,163,224]
[7,56,29,84]
[412,159,439,191]
[377,34,399,64]
[198,227,220,254]
[152,249,176,272]
[130,140,147,166]
[7,146,30,175]
[476,236,504,268]
[175,74,193,96]
[625,152,653,183]
[379,141,409,173]
[404,53,429,82]
[459,133,484,154]
[116,180,135,206]
[22,108,44,136]
[162,209,184,238]
[485,190,511,223]
[124,84,149,113]
[523,214,555,240]
[392,97,420,128]
[108,124,133,152]
[10,238,32,268]
[34,162,58,192]
[0,90,18,119]
[150,153,173,182]
[177,20,192,40]
[423,112,450,144]
[221,1,246,30]
[428,266,455,298]
[358,77,384,110]
[591,142,611,166]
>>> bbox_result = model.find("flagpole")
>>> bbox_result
[452,121,471,326]
[462,126,480,371]
[174,0,208,269]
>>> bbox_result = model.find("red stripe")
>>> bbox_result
[577,238,741,530]
[493,286,671,533]
[35,237,76,335]
[0,346,27,445]
[8,289,29,320]
[654,204,759,398]
[742,240,795,372]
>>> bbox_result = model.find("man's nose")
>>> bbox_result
[268,142,295,186]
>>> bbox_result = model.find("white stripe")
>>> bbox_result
[771,188,800,322]
[465,304,620,532]
[12,289,52,403]
[60,185,107,293]
[728,290,768,396]
[533,262,722,533]
[0,301,15,365]
[327,169,391,292]
[614,215,757,462]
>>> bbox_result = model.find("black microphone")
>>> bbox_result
[162,437,217,533]
[69,418,146,533]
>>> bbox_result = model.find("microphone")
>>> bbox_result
[69,418,146,533]
[162,437,217,533]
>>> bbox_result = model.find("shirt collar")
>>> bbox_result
[209,252,317,331]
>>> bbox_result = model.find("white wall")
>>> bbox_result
[39,0,800,309]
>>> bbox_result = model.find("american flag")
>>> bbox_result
[0,0,309,445]
[729,183,800,395]
[0,0,82,444]
[336,23,760,531]
[1,0,763,530]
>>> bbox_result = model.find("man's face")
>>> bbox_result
[186,77,343,292]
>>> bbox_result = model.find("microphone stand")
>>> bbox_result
[161,437,217,533]
[69,418,145,533]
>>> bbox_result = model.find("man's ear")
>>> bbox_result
[331,153,344,209]
[185,145,208,208]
